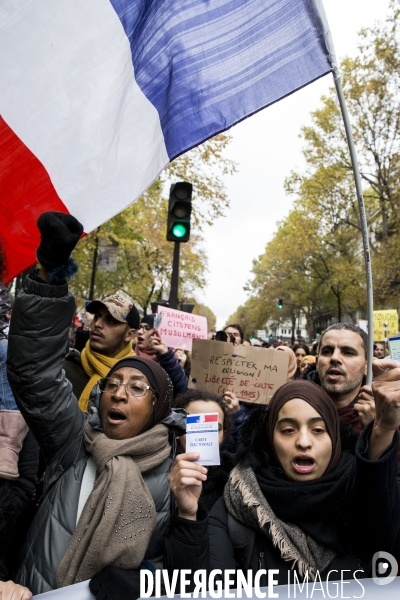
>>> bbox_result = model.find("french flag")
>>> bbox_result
[187,414,219,424]
[0,0,334,282]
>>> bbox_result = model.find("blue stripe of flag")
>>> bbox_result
[108,0,332,160]
[187,415,201,424]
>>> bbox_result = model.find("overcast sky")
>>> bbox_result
[196,0,391,330]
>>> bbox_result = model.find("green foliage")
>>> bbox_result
[232,1,400,332]
[191,302,217,331]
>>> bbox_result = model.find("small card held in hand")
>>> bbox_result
[389,335,400,361]
[186,413,220,466]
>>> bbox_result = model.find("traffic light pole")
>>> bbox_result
[169,241,180,309]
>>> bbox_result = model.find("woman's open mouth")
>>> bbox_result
[292,455,315,474]
[107,408,127,424]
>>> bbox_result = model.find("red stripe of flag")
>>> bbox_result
[0,117,70,282]
[204,415,218,422]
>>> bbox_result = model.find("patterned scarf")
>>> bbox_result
[78,341,135,412]
[224,465,338,580]
[56,420,171,587]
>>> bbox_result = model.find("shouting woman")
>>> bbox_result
[166,375,400,587]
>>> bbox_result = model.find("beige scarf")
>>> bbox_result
[78,341,135,412]
[56,420,171,587]
[224,465,335,580]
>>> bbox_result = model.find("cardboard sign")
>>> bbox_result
[156,307,207,351]
[373,310,399,341]
[189,339,289,404]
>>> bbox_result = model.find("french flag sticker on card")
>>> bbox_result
[186,413,220,466]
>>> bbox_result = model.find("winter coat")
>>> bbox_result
[157,348,188,396]
[164,410,400,588]
[7,273,183,595]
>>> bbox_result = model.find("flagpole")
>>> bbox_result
[333,72,374,384]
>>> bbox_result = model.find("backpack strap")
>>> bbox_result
[227,513,256,571]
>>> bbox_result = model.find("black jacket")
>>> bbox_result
[200,451,236,511]
[164,420,400,587]
[7,273,184,595]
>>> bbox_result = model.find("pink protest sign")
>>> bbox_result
[156,307,208,351]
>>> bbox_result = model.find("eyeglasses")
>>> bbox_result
[99,377,153,397]
[138,324,152,332]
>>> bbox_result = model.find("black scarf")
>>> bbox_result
[255,452,354,554]
[225,453,355,579]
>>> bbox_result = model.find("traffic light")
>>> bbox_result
[167,182,192,242]
[278,299,283,309]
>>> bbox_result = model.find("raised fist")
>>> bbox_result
[36,211,83,269]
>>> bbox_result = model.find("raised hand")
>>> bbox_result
[354,385,376,428]
[149,330,169,355]
[168,453,207,520]
[36,211,83,269]
[369,359,400,460]
[223,390,240,414]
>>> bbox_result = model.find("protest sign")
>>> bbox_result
[155,307,207,351]
[373,310,399,341]
[189,339,289,404]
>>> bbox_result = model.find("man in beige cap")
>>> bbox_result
[64,290,140,412]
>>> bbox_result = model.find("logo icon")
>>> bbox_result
[372,551,398,585]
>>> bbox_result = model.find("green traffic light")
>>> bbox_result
[172,223,187,238]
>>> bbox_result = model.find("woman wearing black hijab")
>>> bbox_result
[165,377,400,587]
[3,351,185,598]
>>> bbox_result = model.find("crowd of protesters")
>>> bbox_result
[1,212,400,600]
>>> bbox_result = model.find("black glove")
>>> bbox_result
[89,566,141,600]
[36,211,84,270]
